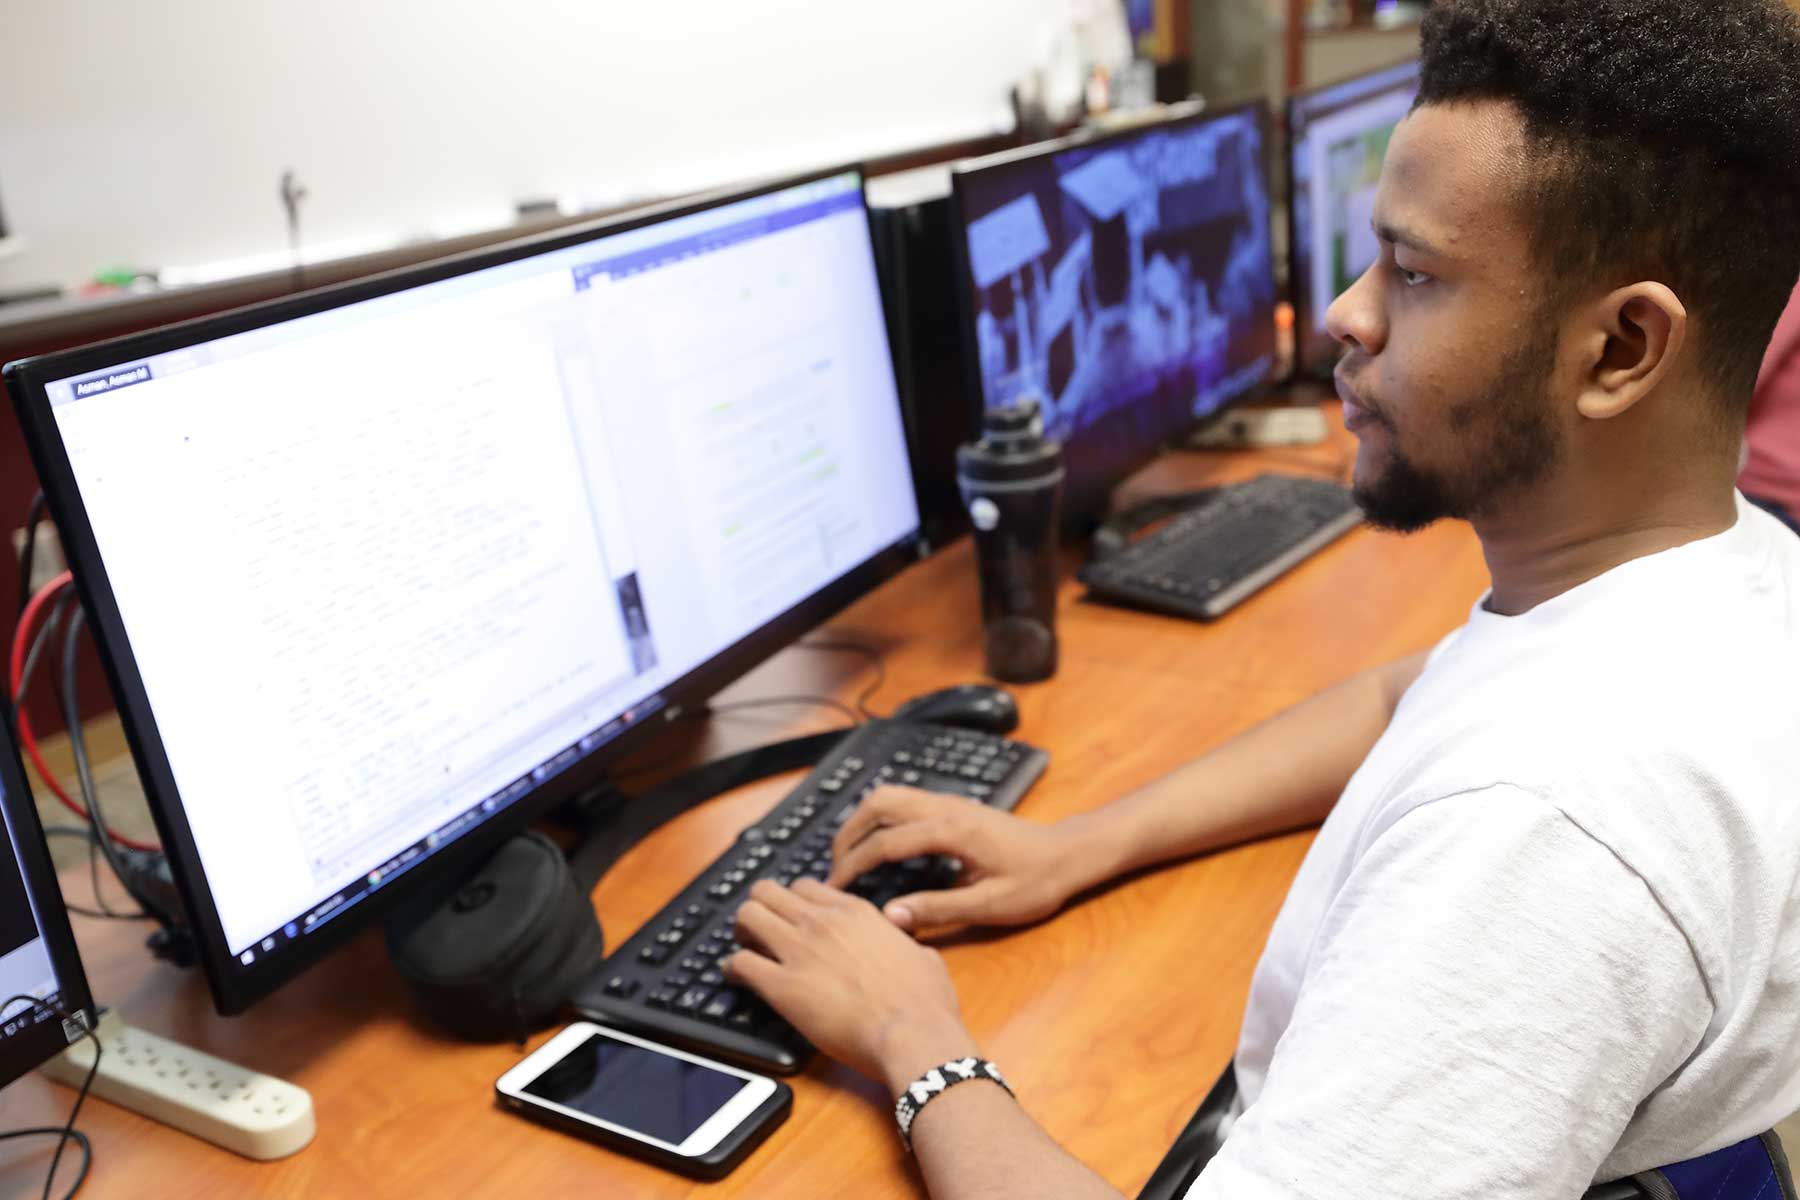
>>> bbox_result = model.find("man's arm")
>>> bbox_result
[902,1077,1122,1200]
[1065,649,1430,883]
[829,650,1431,932]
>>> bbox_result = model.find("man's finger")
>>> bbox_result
[833,786,942,858]
[735,898,807,961]
[826,820,957,889]
[883,879,1009,934]
[723,948,800,1010]
[745,877,812,924]
[790,876,857,907]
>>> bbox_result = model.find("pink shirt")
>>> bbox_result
[1742,284,1800,516]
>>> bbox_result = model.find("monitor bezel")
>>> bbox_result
[947,97,1280,533]
[0,696,98,1088]
[3,165,920,1015]
[1284,57,1422,379]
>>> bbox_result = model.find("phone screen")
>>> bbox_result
[521,1031,752,1145]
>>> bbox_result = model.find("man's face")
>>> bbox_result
[1327,102,1567,532]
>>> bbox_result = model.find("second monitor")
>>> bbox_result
[1287,59,1423,378]
[950,100,1280,529]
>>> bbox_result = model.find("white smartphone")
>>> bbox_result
[495,1022,791,1179]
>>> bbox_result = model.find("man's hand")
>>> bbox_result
[828,787,1096,934]
[725,878,980,1093]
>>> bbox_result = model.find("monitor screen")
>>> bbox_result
[7,169,919,1012]
[952,101,1279,525]
[1287,60,1421,376]
[0,712,95,1088]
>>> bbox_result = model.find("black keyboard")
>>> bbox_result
[1078,473,1361,621]
[570,718,1049,1073]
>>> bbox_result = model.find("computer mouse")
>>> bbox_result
[891,684,1020,734]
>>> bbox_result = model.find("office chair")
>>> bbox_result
[1135,1067,1793,1200]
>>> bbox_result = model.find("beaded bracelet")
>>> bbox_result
[893,1057,1014,1151]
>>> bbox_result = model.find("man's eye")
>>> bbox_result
[1395,266,1431,288]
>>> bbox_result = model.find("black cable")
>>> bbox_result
[16,490,46,620]
[34,600,128,917]
[798,636,889,719]
[610,694,862,784]
[706,694,860,726]
[61,611,171,929]
[41,828,149,921]
[1,993,100,1200]
[0,1130,91,1200]
[13,588,75,714]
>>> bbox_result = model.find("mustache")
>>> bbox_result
[1334,357,1388,424]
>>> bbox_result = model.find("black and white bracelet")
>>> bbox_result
[893,1057,1014,1151]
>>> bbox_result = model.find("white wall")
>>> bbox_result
[0,0,1048,290]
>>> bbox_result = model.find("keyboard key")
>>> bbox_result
[602,976,637,999]
[638,944,671,966]
[675,987,713,1013]
[702,991,740,1021]
[679,955,708,974]
[646,987,678,1009]
[700,969,725,987]
[662,970,694,989]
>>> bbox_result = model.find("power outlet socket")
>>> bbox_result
[10,519,65,594]
[40,1010,315,1160]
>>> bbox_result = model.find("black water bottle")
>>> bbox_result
[956,398,1064,683]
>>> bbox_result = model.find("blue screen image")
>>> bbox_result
[957,106,1277,511]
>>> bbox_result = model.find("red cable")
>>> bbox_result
[10,572,159,852]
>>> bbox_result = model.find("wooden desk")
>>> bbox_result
[0,409,1487,1198]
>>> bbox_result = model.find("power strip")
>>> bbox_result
[1187,405,1329,449]
[40,1011,315,1160]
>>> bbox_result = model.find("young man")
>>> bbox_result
[723,0,1800,1194]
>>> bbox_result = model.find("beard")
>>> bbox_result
[1350,327,1564,533]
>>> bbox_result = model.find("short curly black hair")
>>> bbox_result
[1418,0,1800,411]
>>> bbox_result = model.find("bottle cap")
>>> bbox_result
[957,397,1064,488]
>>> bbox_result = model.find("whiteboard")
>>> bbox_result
[0,0,1049,290]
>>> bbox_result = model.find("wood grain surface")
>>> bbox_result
[0,404,1488,1198]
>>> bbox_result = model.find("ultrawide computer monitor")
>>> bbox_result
[950,100,1280,527]
[0,706,96,1089]
[4,168,920,1014]
[1287,59,1422,377]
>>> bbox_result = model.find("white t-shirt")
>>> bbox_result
[1190,495,1800,1199]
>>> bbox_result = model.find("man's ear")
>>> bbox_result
[1574,282,1687,421]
